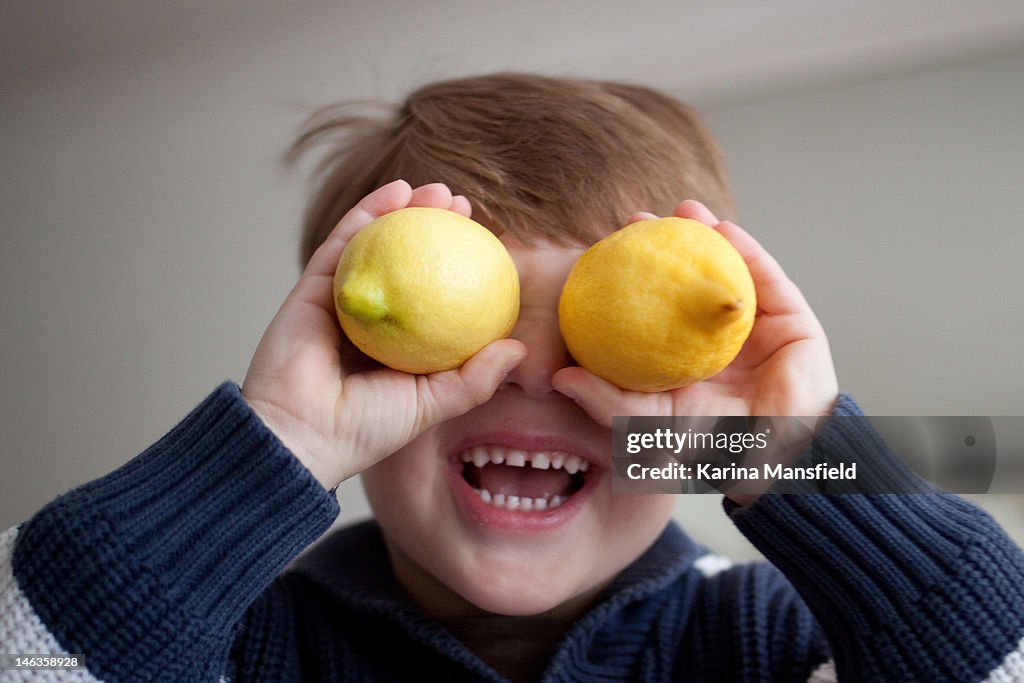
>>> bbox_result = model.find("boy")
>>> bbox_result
[3,73,1023,682]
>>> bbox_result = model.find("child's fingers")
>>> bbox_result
[451,195,472,217]
[714,220,810,317]
[416,339,528,428]
[674,199,719,226]
[304,179,413,279]
[552,367,669,429]
[409,184,475,218]
[551,367,620,428]
[625,211,659,225]
[411,186,472,218]
[628,200,717,228]
[408,182,453,208]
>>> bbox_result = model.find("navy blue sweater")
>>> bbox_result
[4,383,1024,681]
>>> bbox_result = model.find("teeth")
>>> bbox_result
[459,446,591,474]
[472,446,490,468]
[505,450,527,467]
[460,445,592,513]
[472,488,567,512]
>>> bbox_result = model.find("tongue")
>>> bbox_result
[476,463,573,499]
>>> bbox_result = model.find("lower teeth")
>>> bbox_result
[474,488,564,511]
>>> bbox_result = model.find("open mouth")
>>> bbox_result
[458,445,591,512]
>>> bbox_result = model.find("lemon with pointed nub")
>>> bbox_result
[558,217,755,392]
[333,207,519,374]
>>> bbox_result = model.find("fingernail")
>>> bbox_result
[502,354,523,378]
[555,383,578,402]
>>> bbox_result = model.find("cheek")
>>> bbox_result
[361,439,448,520]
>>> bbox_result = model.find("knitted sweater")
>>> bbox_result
[2,383,1023,682]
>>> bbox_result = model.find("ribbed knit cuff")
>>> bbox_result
[725,394,1024,681]
[13,382,340,682]
[759,394,934,495]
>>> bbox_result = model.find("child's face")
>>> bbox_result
[361,233,677,619]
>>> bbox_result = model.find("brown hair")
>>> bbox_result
[288,72,734,266]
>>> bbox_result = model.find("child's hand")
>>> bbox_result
[552,199,839,433]
[241,180,526,490]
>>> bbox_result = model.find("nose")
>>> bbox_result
[501,307,574,398]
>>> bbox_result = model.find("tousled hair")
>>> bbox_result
[288,72,734,266]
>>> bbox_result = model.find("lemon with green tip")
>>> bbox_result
[333,207,520,374]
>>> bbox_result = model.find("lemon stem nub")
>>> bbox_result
[338,280,391,325]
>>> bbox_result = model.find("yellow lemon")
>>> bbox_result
[558,217,755,392]
[333,207,520,374]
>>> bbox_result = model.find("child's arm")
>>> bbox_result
[1,180,524,681]
[725,397,1024,682]
[2,383,338,681]
[554,200,1024,682]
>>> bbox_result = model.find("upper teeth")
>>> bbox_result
[460,445,590,474]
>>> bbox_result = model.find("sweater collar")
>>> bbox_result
[290,520,705,679]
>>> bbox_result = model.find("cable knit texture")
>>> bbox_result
[3,386,1023,682]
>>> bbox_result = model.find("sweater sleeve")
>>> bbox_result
[1,382,339,682]
[725,394,1024,682]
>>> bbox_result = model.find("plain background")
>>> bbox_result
[3,1,1023,560]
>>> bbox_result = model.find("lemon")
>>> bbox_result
[333,207,520,374]
[558,217,755,392]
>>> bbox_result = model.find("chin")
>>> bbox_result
[460,586,566,617]
[456,548,602,616]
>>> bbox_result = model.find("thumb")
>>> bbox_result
[554,366,676,427]
[415,339,527,427]
[553,367,642,427]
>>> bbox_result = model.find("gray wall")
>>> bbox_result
[2,5,1022,559]
[693,56,1024,557]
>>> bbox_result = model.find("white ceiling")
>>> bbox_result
[3,0,1024,106]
